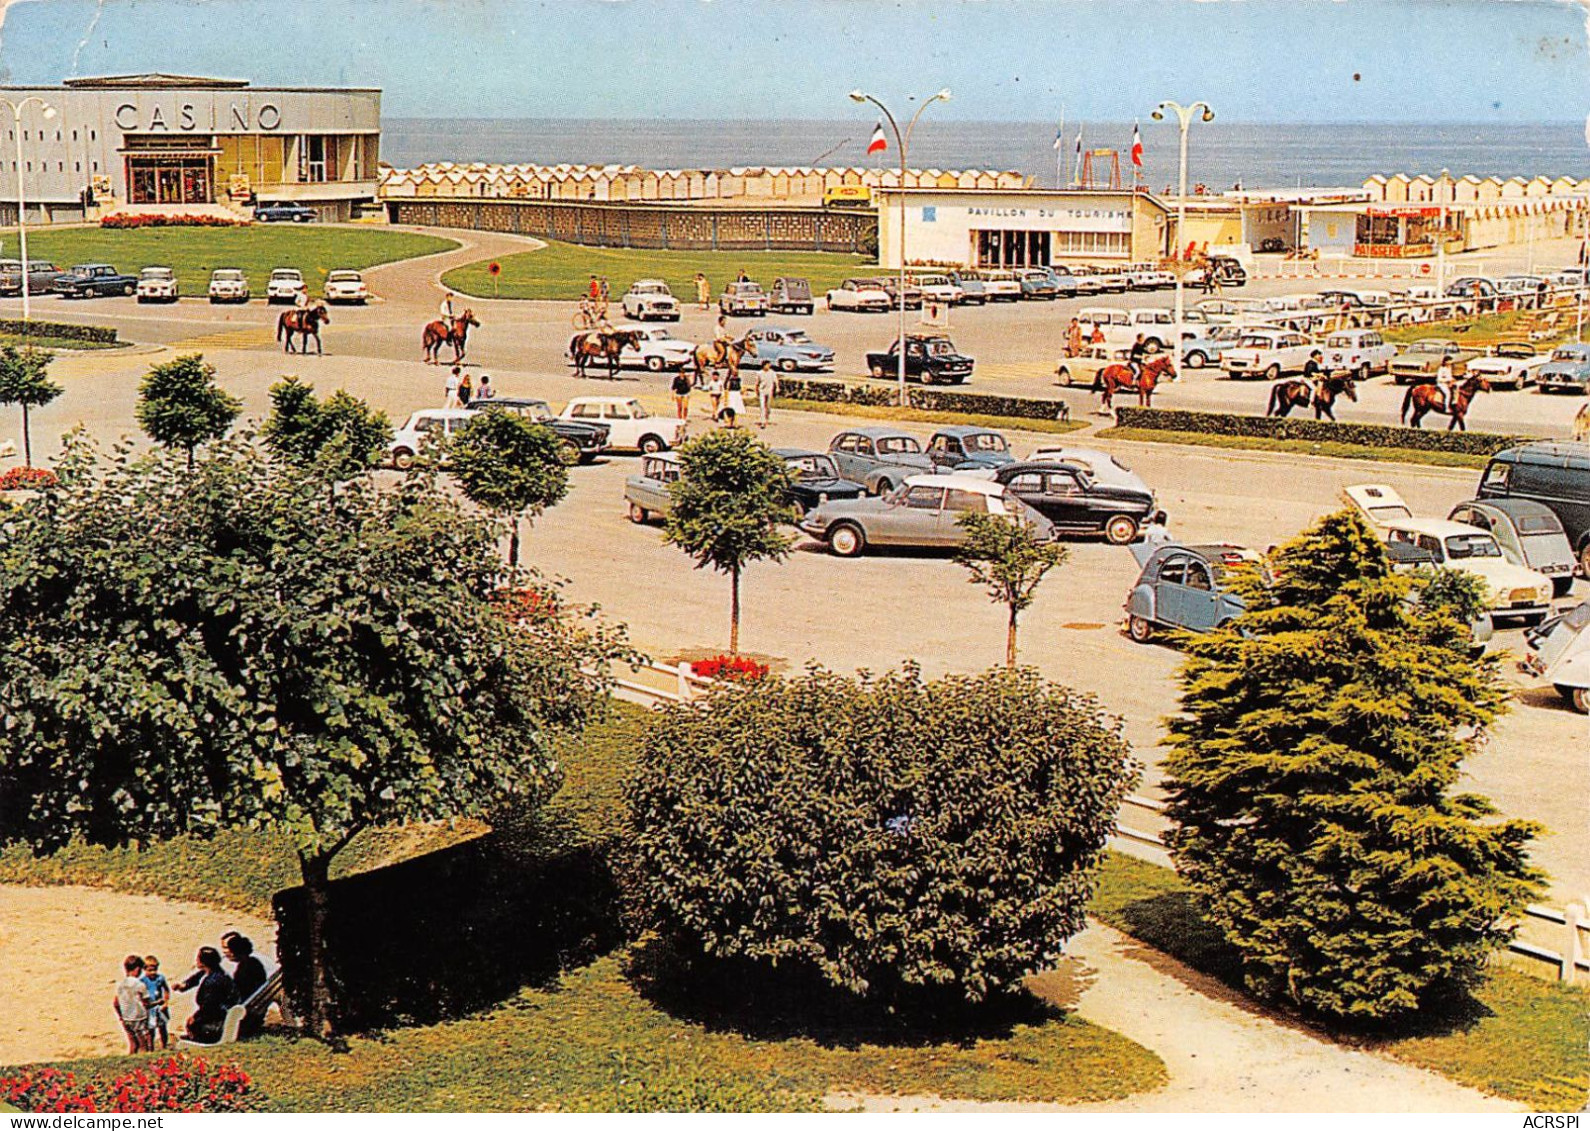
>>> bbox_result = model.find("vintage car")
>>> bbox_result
[624,452,682,523]
[1220,328,1318,380]
[466,397,610,464]
[559,396,687,453]
[266,268,306,304]
[1017,268,1060,300]
[389,407,474,469]
[1479,442,1590,574]
[742,325,835,372]
[253,201,317,223]
[1448,498,1577,596]
[1027,445,1155,496]
[53,263,137,299]
[1523,600,1590,713]
[1466,341,1549,391]
[207,268,251,304]
[1535,343,1590,395]
[718,280,769,317]
[621,279,681,321]
[925,426,1014,471]
[1091,268,1130,294]
[1384,517,1554,623]
[135,266,179,303]
[1042,265,1082,298]
[947,270,988,304]
[995,459,1157,544]
[864,333,974,385]
[1185,256,1248,288]
[1342,482,1415,530]
[323,269,370,305]
[1389,339,1478,384]
[910,273,964,307]
[613,323,694,372]
[879,277,925,310]
[0,259,63,296]
[1321,328,1397,378]
[774,448,866,512]
[799,474,1054,558]
[826,426,934,495]
[1497,275,1549,304]
[1067,266,1106,296]
[978,269,1023,302]
[769,277,814,315]
[1124,265,1176,290]
[1124,543,1253,644]
[825,277,892,312]
[1181,322,1278,369]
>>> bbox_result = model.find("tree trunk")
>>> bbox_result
[186,444,196,471]
[508,516,521,569]
[297,850,338,1040]
[20,404,30,468]
[1006,605,1019,669]
[730,564,741,656]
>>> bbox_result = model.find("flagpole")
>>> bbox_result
[1055,106,1065,190]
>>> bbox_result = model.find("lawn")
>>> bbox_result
[1096,425,1493,469]
[0,226,459,297]
[440,240,876,303]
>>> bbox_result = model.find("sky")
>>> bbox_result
[0,0,1586,123]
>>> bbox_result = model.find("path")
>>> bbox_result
[361,224,545,311]
[0,885,276,1067]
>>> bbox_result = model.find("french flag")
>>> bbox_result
[868,122,888,156]
[1131,121,1144,168]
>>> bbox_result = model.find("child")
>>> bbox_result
[114,954,151,1054]
[141,954,171,1049]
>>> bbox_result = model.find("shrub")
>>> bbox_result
[774,377,1072,422]
[100,213,248,229]
[628,665,1138,1005]
[0,319,118,344]
[0,1056,254,1113]
[689,654,768,680]
[1113,406,1536,456]
[0,466,57,491]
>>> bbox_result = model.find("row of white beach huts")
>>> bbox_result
[1362,172,1590,204]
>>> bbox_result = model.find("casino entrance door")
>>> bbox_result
[126,156,214,205]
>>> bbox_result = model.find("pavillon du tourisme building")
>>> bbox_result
[0,73,380,223]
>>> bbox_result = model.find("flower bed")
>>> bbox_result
[690,654,769,681]
[100,213,249,229]
[0,1056,254,1113]
[0,466,57,491]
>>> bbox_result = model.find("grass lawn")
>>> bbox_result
[777,397,1090,437]
[0,226,458,298]
[1382,307,1584,350]
[441,240,875,302]
[1096,425,1493,469]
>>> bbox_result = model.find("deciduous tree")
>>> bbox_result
[955,511,1068,667]
[135,353,241,468]
[262,376,392,476]
[448,408,570,568]
[0,345,60,467]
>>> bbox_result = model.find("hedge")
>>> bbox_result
[775,377,1072,422]
[1113,406,1537,456]
[0,318,118,344]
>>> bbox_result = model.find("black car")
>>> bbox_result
[52,263,137,298]
[993,460,1157,544]
[774,448,865,512]
[466,397,610,463]
[254,201,318,223]
[864,333,974,385]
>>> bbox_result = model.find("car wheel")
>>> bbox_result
[392,447,415,470]
[778,358,798,372]
[1145,337,1163,351]
[1105,515,1139,545]
[828,523,866,558]
[122,282,135,296]
[1185,351,1207,369]
[872,477,893,496]
[869,363,886,379]
[1358,363,1372,381]
[628,502,649,524]
[1573,687,1590,715]
[1128,615,1154,644]
[638,434,666,454]
[1265,364,1281,381]
[644,355,665,372]
[557,439,582,467]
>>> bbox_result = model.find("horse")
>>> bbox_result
[1401,373,1490,431]
[422,311,480,365]
[1266,379,1312,418]
[688,335,757,385]
[567,328,644,379]
[276,304,330,355]
[1092,354,1175,409]
[1310,372,1357,421]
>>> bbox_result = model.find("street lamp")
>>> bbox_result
[1150,100,1214,382]
[0,96,58,323]
[850,87,951,406]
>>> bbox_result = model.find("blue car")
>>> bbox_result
[1536,342,1590,395]
[926,425,1015,471]
[1181,324,1264,370]
[254,202,318,223]
[743,325,835,372]
[1124,542,1253,644]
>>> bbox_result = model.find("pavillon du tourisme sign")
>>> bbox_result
[927,204,1133,232]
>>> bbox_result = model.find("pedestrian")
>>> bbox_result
[756,360,774,428]
[179,946,236,1045]
[114,954,152,1054]
[141,954,171,1050]
[1088,323,1106,357]
[445,365,462,408]
[722,369,745,428]
[458,371,473,407]
[707,370,724,420]
[694,272,710,310]
[599,275,610,302]
[671,367,693,420]
[588,275,601,302]
[737,267,750,283]
[1142,510,1172,546]
[1065,317,1082,359]
[476,373,495,400]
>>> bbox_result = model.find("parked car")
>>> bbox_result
[560,396,686,453]
[1319,328,1396,378]
[1479,442,1590,574]
[879,277,924,310]
[925,426,1014,471]
[1535,343,1590,395]
[947,270,988,305]
[1342,482,1414,530]
[1220,328,1317,380]
[624,452,682,523]
[1078,306,1135,351]
[0,259,63,296]
[995,459,1156,544]
[774,448,866,512]
[1448,498,1577,596]
[769,276,814,315]
[1026,445,1155,496]
[979,269,1023,302]
[742,325,834,372]
[1185,256,1248,288]
[1017,268,1059,300]
[1124,543,1251,643]
[1124,265,1175,290]
[719,280,769,316]
[1466,341,1549,391]
[53,263,137,299]
[1523,600,1590,713]
[323,269,370,305]
[1092,268,1129,294]
[826,426,934,495]
[1384,518,1553,623]
[1444,276,1498,302]
[1497,275,1548,304]
[266,268,306,305]
[864,332,974,385]
[207,269,250,304]
[621,279,681,321]
[389,407,473,469]
[613,323,694,372]
[1042,264,1081,299]
[910,273,964,307]
[825,277,892,312]
[253,201,317,223]
[1182,322,1278,370]
[135,266,179,303]
[1067,266,1106,296]
[1389,339,1477,384]
[799,474,1054,558]
[466,397,610,464]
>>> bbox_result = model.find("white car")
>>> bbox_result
[207,268,250,304]
[615,323,694,372]
[1077,306,1132,351]
[389,407,473,469]
[323,269,370,305]
[621,279,681,321]
[1385,517,1554,623]
[1321,329,1396,379]
[266,268,306,305]
[1465,341,1549,390]
[135,266,178,303]
[559,396,687,453]
[1523,601,1590,713]
[1124,267,1175,290]
[1497,275,1547,301]
[910,273,964,306]
[826,277,892,312]
[979,270,1023,302]
[1342,483,1414,529]
[1067,267,1106,297]
[1220,328,1318,380]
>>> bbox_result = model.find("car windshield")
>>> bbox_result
[788,454,838,478]
[1552,347,1590,361]
[637,284,666,293]
[924,339,955,357]
[214,271,243,280]
[328,271,359,282]
[1444,534,1502,559]
[273,271,301,279]
[876,436,921,455]
[783,330,811,343]
[1496,344,1533,358]
[1413,341,1450,351]
[964,433,1008,452]
[141,268,172,278]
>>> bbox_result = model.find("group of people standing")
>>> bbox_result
[113,932,270,1051]
[443,365,495,408]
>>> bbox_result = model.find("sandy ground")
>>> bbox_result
[0,885,275,1068]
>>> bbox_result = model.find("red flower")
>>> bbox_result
[0,466,57,491]
[690,654,769,681]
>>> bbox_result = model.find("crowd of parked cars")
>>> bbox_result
[0,260,373,305]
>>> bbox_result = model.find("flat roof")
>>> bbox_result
[876,185,1165,203]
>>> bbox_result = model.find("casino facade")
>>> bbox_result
[0,73,380,223]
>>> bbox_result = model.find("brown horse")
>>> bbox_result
[1268,372,1358,420]
[688,335,758,385]
[422,311,480,365]
[1401,374,1489,431]
[1092,354,1175,409]
[567,328,645,379]
[276,304,330,355]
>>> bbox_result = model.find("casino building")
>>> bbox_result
[0,73,381,223]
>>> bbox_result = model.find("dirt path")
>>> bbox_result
[362,224,545,311]
[0,886,275,1068]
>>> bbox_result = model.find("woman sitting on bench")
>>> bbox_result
[179,946,237,1044]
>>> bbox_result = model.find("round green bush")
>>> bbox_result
[627,665,1138,1004]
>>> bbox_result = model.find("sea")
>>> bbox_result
[381,118,1590,191]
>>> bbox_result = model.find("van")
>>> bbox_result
[822,184,872,209]
[1478,442,1590,573]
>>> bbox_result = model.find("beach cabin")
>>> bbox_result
[1383,173,1412,203]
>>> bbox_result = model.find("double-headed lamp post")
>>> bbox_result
[850,88,951,406]
[0,95,58,323]
[1150,99,1214,381]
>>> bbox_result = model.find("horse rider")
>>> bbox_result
[293,286,309,311]
[1127,334,1148,383]
[1436,356,1457,408]
[440,292,458,321]
[1303,349,1324,388]
[574,295,596,331]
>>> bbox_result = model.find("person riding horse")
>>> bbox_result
[1127,334,1148,383]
